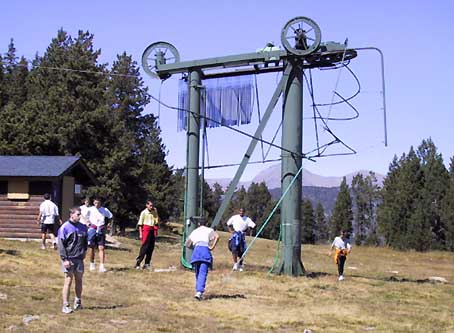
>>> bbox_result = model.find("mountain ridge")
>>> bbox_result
[206,163,384,189]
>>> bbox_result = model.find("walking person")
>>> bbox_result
[37,193,62,250]
[135,200,159,270]
[226,208,256,271]
[87,197,113,273]
[57,206,88,314]
[329,230,352,281]
[185,217,219,300]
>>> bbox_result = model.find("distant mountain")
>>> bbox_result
[206,164,384,189]
[269,186,340,215]
[206,164,384,215]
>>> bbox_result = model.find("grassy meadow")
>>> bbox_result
[0,229,453,332]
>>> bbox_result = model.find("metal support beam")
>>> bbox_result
[184,70,201,263]
[276,62,305,276]
[210,64,293,229]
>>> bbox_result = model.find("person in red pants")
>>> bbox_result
[135,200,159,270]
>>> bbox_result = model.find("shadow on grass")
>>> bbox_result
[305,271,330,278]
[108,267,133,272]
[84,304,125,310]
[105,245,131,252]
[204,294,246,300]
[0,249,20,256]
[349,274,452,285]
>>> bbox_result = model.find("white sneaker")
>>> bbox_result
[73,299,82,311]
[194,291,203,300]
[40,244,46,250]
[232,263,239,271]
[338,275,345,281]
[239,264,244,272]
[62,304,73,314]
[89,263,96,271]
[143,264,152,270]
[98,265,107,273]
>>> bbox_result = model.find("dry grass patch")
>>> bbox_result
[0,231,453,332]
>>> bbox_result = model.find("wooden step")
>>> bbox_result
[0,231,43,239]
[0,214,38,220]
[0,227,42,233]
[0,222,39,228]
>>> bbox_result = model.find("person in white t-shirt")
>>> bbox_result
[37,193,62,250]
[79,197,91,226]
[329,230,352,281]
[87,197,113,273]
[226,208,256,271]
[185,218,219,300]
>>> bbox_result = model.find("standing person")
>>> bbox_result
[226,208,256,271]
[135,200,159,270]
[185,218,219,300]
[87,197,113,273]
[79,197,91,226]
[37,193,62,250]
[57,206,88,314]
[329,230,352,281]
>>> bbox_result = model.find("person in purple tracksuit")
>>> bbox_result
[57,206,88,314]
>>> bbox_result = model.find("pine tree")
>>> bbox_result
[329,177,353,238]
[378,147,424,250]
[441,157,454,251]
[301,199,315,244]
[416,138,449,249]
[246,182,278,239]
[314,202,329,242]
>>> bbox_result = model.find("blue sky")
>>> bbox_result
[1,1,453,180]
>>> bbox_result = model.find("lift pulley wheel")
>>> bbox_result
[142,41,180,79]
[281,17,321,56]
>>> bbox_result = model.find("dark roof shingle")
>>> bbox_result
[0,156,81,177]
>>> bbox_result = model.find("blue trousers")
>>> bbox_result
[194,261,209,293]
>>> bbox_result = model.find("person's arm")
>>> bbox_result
[208,232,220,251]
[137,211,145,240]
[328,239,336,256]
[184,237,193,248]
[57,227,71,268]
[37,211,42,224]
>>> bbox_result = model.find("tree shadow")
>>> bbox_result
[204,294,246,300]
[0,249,20,256]
[84,304,125,310]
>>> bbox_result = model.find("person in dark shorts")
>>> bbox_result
[87,197,113,273]
[226,208,256,271]
[58,206,88,314]
[37,193,62,250]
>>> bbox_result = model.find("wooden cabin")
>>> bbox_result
[0,156,97,239]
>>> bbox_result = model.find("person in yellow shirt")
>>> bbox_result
[135,200,159,270]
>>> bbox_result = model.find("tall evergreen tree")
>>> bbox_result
[378,147,424,250]
[329,177,353,238]
[314,202,329,242]
[416,138,449,249]
[301,199,315,244]
[246,182,278,239]
[441,157,454,251]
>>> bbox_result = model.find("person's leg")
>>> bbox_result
[41,232,47,248]
[196,262,209,294]
[74,271,83,299]
[338,255,346,276]
[62,272,74,305]
[99,246,105,264]
[144,233,155,266]
[135,243,146,267]
[88,247,95,263]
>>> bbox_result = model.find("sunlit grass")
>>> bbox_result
[0,230,453,332]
